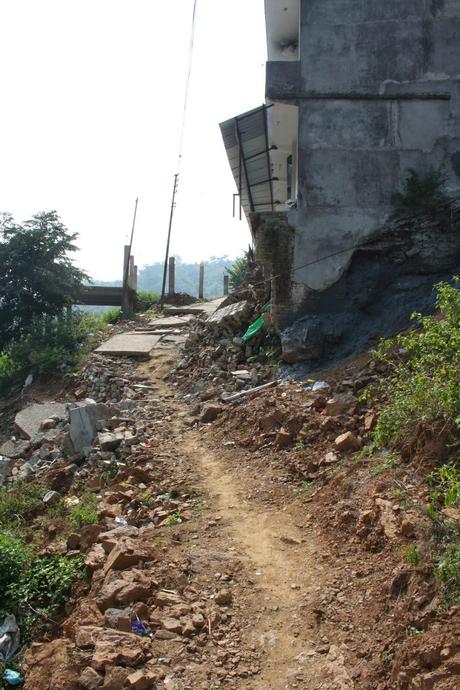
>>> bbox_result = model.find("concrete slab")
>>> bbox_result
[96,333,162,357]
[15,402,67,440]
[164,298,226,317]
[160,334,187,345]
[145,316,193,328]
[133,329,184,336]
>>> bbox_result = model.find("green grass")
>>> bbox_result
[68,492,98,529]
[0,482,43,529]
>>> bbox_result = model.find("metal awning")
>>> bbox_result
[220,104,276,219]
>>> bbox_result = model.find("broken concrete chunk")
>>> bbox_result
[69,403,120,456]
[0,439,30,459]
[98,431,124,452]
[0,457,15,484]
[15,402,67,439]
[42,490,61,506]
[206,300,251,331]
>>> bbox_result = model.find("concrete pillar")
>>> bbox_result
[223,275,229,295]
[128,255,135,289]
[199,262,204,299]
[133,265,138,291]
[168,256,175,295]
[122,245,131,315]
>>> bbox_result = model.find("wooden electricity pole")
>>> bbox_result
[160,173,179,310]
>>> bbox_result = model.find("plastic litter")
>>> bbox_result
[304,381,330,393]
[3,669,23,686]
[312,381,331,392]
[0,615,20,662]
[115,517,128,526]
[63,496,80,508]
[242,303,272,343]
[131,619,149,636]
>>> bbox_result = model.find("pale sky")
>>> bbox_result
[0,0,267,281]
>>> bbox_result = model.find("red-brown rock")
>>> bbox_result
[334,431,362,452]
[78,667,104,689]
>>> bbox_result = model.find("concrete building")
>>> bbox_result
[221,1,460,352]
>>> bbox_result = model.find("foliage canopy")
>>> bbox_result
[0,211,87,348]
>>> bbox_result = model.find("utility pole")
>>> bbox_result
[122,197,138,316]
[160,174,179,310]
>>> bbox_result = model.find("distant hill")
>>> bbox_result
[89,256,237,299]
[138,256,235,298]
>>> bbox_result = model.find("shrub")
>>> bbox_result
[227,246,254,291]
[68,492,98,529]
[7,554,86,638]
[436,542,460,605]
[0,534,31,606]
[429,463,460,510]
[0,310,108,394]
[392,167,450,218]
[0,483,43,529]
[373,280,460,448]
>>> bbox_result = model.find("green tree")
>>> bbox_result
[227,246,254,291]
[0,211,87,348]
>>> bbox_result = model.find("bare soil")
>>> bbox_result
[6,335,460,689]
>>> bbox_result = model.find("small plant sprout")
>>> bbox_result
[403,543,421,567]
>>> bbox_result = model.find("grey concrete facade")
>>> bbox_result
[259,0,460,328]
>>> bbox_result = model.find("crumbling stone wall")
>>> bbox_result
[250,212,295,328]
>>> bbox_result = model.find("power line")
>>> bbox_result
[178,0,198,172]
[251,234,386,291]
[159,0,198,310]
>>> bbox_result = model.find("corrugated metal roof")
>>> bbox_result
[220,104,275,218]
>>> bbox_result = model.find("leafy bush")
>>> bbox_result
[227,246,254,291]
[7,554,86,637]
[392,167,450,218]
[68,492,98,529]
[429,463,460,510]
[373,280,460,448]
[0,310,109,394]
[0,534,31,606]
[0,483,43,529]
[436,542,460,605]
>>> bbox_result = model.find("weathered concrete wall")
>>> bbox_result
[280,212,460,371]
[261,0,460,328]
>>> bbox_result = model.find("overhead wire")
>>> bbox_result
[159,0,198,308]
[177,0,198,174]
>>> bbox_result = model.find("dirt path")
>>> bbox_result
[179,430,354,690]
[140,340,354,688]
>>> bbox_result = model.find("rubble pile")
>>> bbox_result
[170,290,278,406]
[0,347,261,689]
[211,355,383,481]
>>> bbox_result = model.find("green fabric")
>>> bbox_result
[242,315,265,342]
